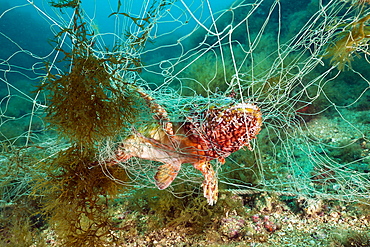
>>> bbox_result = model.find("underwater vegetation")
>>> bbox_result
[41,2,139,145]
[325,13,370,71]
[0,0,370,246]
[29,1,143,245]
[176,49,236,96]
[38,146,129,246]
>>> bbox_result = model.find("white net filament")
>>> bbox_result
[0,0,369,204]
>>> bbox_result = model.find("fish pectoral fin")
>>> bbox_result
[154,162,181,190]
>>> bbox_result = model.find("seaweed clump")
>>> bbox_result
[325,14,370,71]
[34,0,145,246]
[42,0,139,145]
[39,146,129,246]
[125,185,248,235]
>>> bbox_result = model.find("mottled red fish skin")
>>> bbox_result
[183,104,262,160]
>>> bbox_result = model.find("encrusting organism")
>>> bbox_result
[102,88,263,205]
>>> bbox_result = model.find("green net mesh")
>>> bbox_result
[0,0,369,206]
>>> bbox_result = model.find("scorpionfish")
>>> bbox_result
[106,89,262,205]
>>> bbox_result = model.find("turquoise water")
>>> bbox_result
[0,0,369,189]
[0,1,369,245]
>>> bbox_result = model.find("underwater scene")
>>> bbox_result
[0,0,370,246]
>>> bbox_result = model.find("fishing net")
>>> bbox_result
[0,0,369,206]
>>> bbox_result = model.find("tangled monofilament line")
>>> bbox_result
[0,0,369,205]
